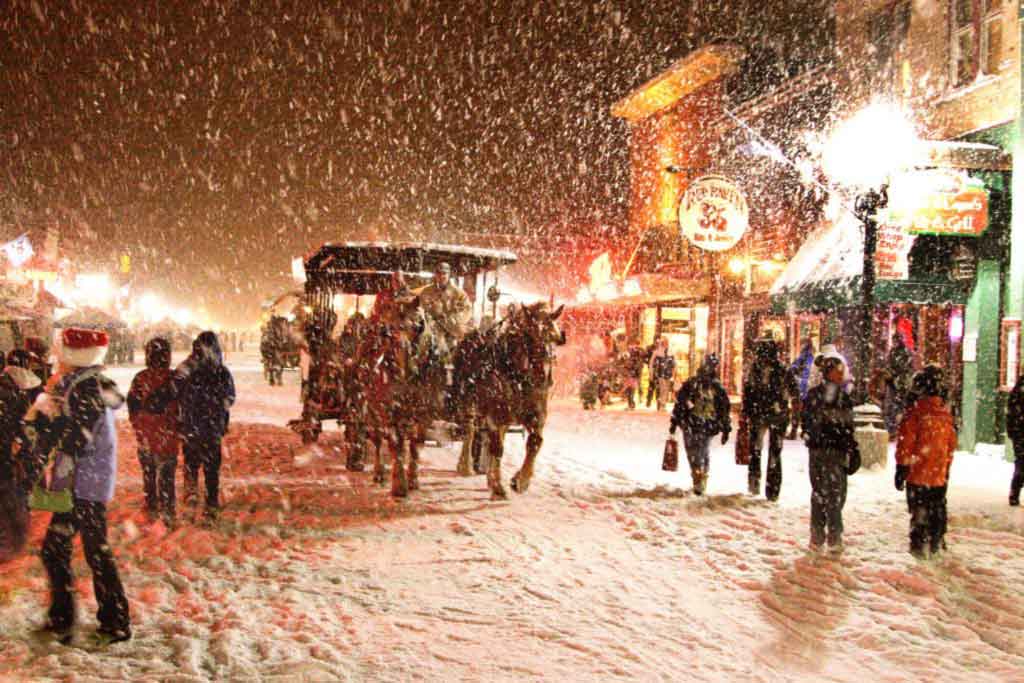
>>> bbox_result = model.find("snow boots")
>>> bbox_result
[692,469,708,496]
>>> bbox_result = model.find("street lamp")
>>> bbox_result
[853,185,888,403]
[822,102,920,403]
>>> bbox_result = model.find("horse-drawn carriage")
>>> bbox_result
[260,314,300,385]
[288,241,566,500]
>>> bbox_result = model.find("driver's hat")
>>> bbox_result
[435,262,451,274]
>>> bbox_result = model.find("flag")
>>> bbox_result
[1,234,34,268]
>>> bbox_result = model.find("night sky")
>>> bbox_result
[1,0,814,326]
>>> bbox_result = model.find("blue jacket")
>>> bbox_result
[790,347,815,401]
[48,367,124,504]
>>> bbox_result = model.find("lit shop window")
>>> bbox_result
[951,0,1004,88]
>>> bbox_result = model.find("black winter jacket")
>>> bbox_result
[671,376,731,437]
[801,383,858,452]
[742,360,798,424]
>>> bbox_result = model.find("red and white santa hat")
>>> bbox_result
[60,327,109,368]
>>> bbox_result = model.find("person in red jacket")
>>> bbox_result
[895,365,957,558]
[127,338,180,527]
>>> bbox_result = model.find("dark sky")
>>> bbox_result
[0,0,811,326]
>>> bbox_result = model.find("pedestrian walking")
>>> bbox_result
[648,337,676,411]
[127,338,180,527]
[802,355,859,552]
[1007,372,1024,505]
[30,328,131,646]
[670,354,730,495]
[742,338,798,500]
[882,335,914,438]
[895,365,957,558]
[0,351,42,562]
[176,331,235,521]
[787,338,815,439]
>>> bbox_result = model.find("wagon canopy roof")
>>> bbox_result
[304,241,517,293]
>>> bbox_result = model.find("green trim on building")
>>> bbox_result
[960,259,1002,451]
[770,277,968,315]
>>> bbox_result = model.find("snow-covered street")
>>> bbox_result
[2,352,1024,682]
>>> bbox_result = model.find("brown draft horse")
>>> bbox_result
[360,295,448,497]
[455,302,565,500]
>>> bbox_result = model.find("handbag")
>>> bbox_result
[26,369,102,515]
[29,455,73,513]
[662,437,679,472]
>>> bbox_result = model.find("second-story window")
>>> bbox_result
[951,0,1004,89]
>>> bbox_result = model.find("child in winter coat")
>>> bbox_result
[128,338,180,526]
[895,365,957,558]
[801,356,858,551]
[31,328,131,645]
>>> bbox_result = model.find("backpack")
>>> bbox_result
[28,368,105,513]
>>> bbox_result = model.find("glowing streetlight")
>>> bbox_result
[823,101,921,402]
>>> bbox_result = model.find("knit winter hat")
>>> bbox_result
[60,327,109,368]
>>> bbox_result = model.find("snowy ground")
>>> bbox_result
[2,351,1024,682]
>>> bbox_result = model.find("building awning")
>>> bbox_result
[769,212,967,314]
[571,273,709,310]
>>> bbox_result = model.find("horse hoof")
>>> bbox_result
[391,488,408,498]
[373,471,386,485]
[490,488,508,501]
[510,477,519,493]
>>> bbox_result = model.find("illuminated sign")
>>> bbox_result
[678,176,749,252]
[885,170,988,236]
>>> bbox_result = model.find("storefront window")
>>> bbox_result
[720,315,744,396]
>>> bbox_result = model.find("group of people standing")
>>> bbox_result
[667,335,959,559]
[0,327,235,648]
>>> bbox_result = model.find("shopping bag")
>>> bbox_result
[735,413,751,465]
[662,437,679,472]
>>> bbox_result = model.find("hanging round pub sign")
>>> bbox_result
[678,175,749,252]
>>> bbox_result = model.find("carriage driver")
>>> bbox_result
[419,262,472,352]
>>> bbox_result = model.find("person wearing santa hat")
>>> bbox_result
[29,327,131,646]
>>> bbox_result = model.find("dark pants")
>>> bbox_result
[139,450,176,523]
[41,499,130,632]
[183,437,223,513]
[1011,439,1024,503]
[749,418,785,499]
[808,449,847,547]
[906,484,948,554]
[683,432,711,472]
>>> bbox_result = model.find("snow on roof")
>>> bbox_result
[770,211,863,295]
[309,241,517,263]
